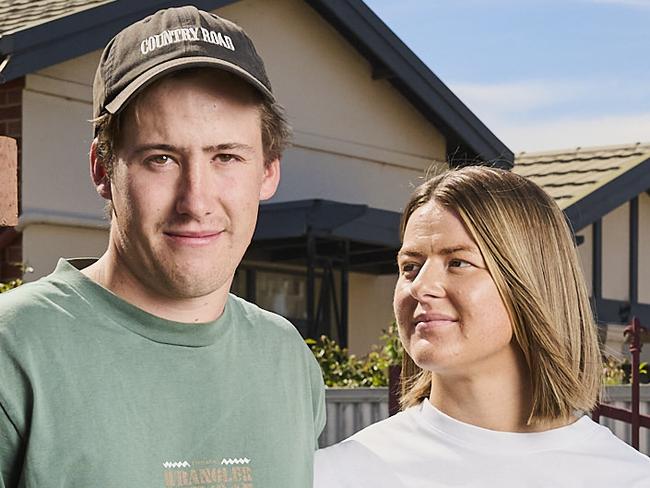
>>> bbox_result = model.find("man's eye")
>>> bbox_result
[216,154,240,164]
[146,155,174,166]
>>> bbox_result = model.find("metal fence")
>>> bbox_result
[320,385,650,454]
[599,385,650,455]
[319,388,389,448]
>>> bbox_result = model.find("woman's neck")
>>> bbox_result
[428,350,572,433]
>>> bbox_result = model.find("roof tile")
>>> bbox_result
[514,142,650,210]
[0,0,113,36]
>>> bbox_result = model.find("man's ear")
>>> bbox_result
[259,158,280,201]
[90,139,112,200]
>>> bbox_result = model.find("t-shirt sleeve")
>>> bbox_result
[0,401,23,488]
[309,351,326,446]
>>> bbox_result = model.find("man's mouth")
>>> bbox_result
[163,230,224,246]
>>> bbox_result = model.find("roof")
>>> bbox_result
[248,199,400,274]
[514,142,650,231]
[0,0,113,35]
[0,0,513,166]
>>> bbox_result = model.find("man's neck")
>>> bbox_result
[81,251,230,324]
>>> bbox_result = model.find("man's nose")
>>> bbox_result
[175,160,214,219]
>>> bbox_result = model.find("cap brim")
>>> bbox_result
[104,56,275,114]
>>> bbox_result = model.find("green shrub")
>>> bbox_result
[0,280,21,293]
[307,322,403,388]
[379,321,403,367]
[603,356,626,385]
[602,355,650,385]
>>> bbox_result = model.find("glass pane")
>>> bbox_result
[256,270,308,321]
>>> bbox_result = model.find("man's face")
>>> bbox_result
[100,71,279,299]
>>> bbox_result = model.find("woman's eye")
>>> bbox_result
[449,259,471,268]
[399,263,420,277]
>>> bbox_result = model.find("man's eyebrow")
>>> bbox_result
[131,143,178,155]
[206,142,255,152]
[130,142,256,155]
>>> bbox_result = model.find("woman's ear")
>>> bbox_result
[90,139,112,200]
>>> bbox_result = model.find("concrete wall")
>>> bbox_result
[577,198,650,307]
[22,224,108,279]
[639,193,650,304]
[21,49,105,280]
[575,197,650,362]
[217,0,445,211]
[348,273,396,355]
[601,202,630,302]
[576,225,593,297]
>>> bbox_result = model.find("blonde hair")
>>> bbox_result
[399,166,601,424]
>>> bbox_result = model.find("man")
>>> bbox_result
[0,6,325,487]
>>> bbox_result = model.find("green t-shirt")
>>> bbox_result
[0,259,325,488]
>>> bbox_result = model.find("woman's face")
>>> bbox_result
[394,201,516,378]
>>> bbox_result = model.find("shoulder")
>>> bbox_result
[317,408,417,463]
[0,275,74,337]
[226,294,324,394]
[227,293,304,341]
[350,406,420,445]
[226,294,318,366]
[315,415,413,488]
[579,418,650,466]
[557,417,650,486]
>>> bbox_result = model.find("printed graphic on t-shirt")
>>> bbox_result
[162,457,253,487]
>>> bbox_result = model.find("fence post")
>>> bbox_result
[591,403,601,423]
[0,136,18,227]
[624,316,643,450]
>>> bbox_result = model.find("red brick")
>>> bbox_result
[0,137,18,227]
[6,89,21,105]
[0,231,22,282]
[0,105,20,120]
[0,78,25,90]
[6,121,20,137]
[0,263,22,281]
[5,244,22,263]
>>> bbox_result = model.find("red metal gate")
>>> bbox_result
[592,317,650,450]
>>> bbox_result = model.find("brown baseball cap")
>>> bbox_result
[93,5,274,121]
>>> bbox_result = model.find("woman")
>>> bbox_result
[315,167,650,487]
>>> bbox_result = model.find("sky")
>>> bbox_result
[363,0,650,153]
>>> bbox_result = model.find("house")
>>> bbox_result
[515,143,650,361]
[0,0,512,355]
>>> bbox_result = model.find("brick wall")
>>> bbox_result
[0,77,24,281]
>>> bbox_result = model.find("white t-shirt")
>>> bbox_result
[315,400,650,488]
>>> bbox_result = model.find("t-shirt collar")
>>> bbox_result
[50,258,232,347]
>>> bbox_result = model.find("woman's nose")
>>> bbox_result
[409,264,446,301]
